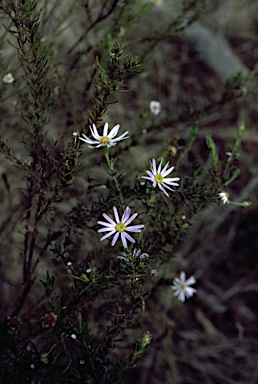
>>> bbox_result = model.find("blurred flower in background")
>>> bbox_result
[172,271,197,302]
[218,191,230,204]
[3,73,14,83]
[150,100,161,115]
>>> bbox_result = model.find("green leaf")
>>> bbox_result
[224,168,240,186]
[77,313,83,333]
[177,121,199,167]
[206,134,220,177]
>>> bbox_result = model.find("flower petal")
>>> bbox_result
[102,213,116,225]
[100,231,116,241]
[121,207,131,223]
[88,144,103,148]
[146,170,155,178]
[163,177,180,185]
[142,176,153,182]
[177,291,186,302]
[124,212,137,226]
[162,165,174,177]
[185,276,196,285]
[126,224,144,232]
[158,184,169,197]
[112,131,129,142]
[79,136,98,144]
[120,232,128,248]
[185,287,197,297]
[111,232,120,246]
[97,220,114,228]
[122,232,136,245]
[113,207,120,223]
[103,122,109,136]
[108,124,120,138]
[160,161,170,175]
[157,159,163,174]
[91,124,100,140]
[151,159,157,174]
[98,227,115,233]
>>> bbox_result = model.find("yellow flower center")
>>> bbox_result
[100,136,111,145]
[154,174,164,184]
[181,284,186,290]
[116,222,126,232]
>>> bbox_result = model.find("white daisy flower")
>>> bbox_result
[150,101,161,115]
[117,248,149,262]
[79,123,129,148]
[98,206,144,248]
[142,158,180,197]
[3,73,14,83]
[172,271,197,302]
[218,192,230,204]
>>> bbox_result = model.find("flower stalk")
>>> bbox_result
[104,148,126,210]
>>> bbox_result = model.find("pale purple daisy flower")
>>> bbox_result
[79,122,129,148]
[171,271,197,302]
[150,101,161,115]
[142,158,180,197]
[98,206,144,248]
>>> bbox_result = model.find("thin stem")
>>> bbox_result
[104,149,125,210]
[66,0,119,55]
